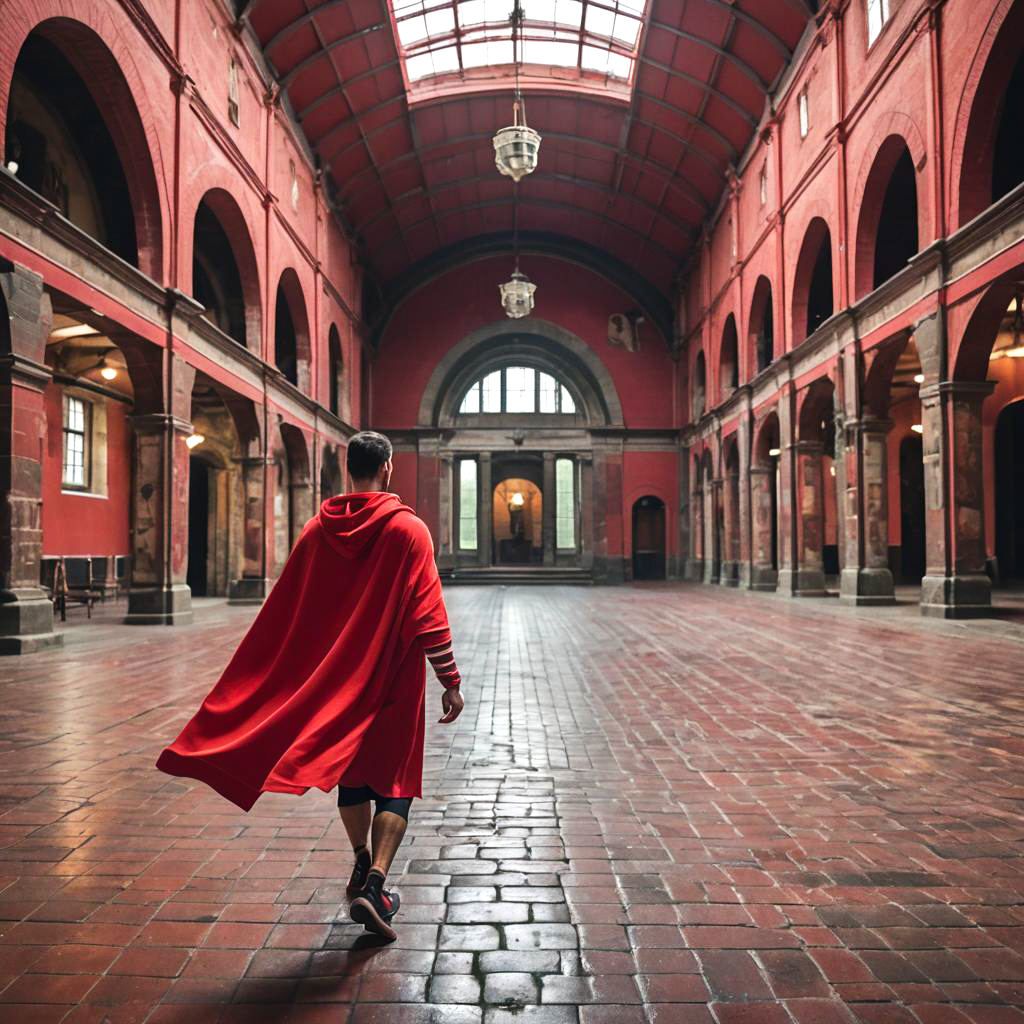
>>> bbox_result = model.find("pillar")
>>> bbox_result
[920,381,995,618]
[748,466,778,590]
[685,474,704,581]
[228,452,271,604]
[840,417,895,605]
[542,452,555,566]
[478,452,492,567]
[0,264,61,653]
[720,473,739,586]
[704,479,718,583]
[736,418,752,588]
[780,440,827,596]
[776,392,798,593]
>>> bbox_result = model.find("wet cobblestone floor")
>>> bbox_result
[1,584,1024,1023]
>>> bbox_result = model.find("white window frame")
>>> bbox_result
[457,458,478,551]
[62,392,91,490]
[867,0,891,46]
[555,456,576,551]
[798,88,809,139]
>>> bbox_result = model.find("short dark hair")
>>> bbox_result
[347,431,392,480]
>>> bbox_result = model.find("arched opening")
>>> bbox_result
[793,218,833,343]
[277,423,311,564]
[995,400,1024,583]
[328,324,343,417]
[274,270,311,391]
[899,434,926,584]
[856,138,919,297]
[4,20,162,277]
[700,450,716,583]
[632,496,666,580]
[722,441,740,585]
[493,475,542,565]
[796,378,838,594]
[719,316,738,401]
[957,3,1024,223]
[186,377,242,598]
[693,350,706,419]
[752,414,780,586]
[6,31,134,264]
[749,276,774,374]
[320,442,343,502]
[193,200,246,347]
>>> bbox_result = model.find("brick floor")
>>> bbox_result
[1,584,1023,1023]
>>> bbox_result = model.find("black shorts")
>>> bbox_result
[337,784,413,821]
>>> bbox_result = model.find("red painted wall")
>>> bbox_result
[372,255,674,430]
[41,383,132,556]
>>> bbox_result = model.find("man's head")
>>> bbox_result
[347,431,393,492]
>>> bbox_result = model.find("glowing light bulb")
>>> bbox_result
[911,424,923,434]
[511,492,524,507]
[913,373,924,384]
[100,364,117,381]
[185,433,205,449]
[768,447,781,457]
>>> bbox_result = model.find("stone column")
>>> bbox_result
[840,417,895,605]
[542,452,555,566]
[437,453,454,573]
[706,479,721,584]
[786,440,828,597]
[228,453,271,605]
[685,475,704,581]
[748,466,778,590]
[0,264,61,653]
[719,472,739,586]
[920,381,995,618]
[478,452,492,567]
[736,418,752,588]
[776,394,798,593]
[579,453,595,572]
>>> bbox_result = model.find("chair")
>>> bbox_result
[63,557,101,618]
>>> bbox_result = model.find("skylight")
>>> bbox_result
[391,0,647,84]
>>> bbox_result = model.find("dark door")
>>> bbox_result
[899,435,925,583]
[996,400,1024,582]
[187,457,209,597]
[633,496,666,580]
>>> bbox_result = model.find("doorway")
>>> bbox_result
[493,478,542,564]
[996,400,1024,582]
[187,456,210,597]
[899,435,926,583]
[632,496,666,580]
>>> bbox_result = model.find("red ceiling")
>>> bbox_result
[247,0,812,295]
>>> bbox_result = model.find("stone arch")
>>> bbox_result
[951,0,1024,227]
[792,218,834,344]
[190,189,262,353]
[320,442,343,501]
[952,273,1022,382]
[862,330,914,419]
[274,268,312,392]
[753,409,781,467]
[328,323,343,417]
[798,376,837,443]
[854,134,921,299]
[748,276,774,376]
[1,13,164,279]
[718,314,739,400]
[419,317,623,428]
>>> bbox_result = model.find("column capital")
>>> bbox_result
[0,353,52,392]
[130,413,193,436]
[920,380,997,402]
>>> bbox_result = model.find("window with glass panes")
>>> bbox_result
[458,366,577,415]
[62,393,90,489]
[555,457,575,549]
[867,0,890,44]
[458,459,478,550]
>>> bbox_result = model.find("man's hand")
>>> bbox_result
[439,685,464,724]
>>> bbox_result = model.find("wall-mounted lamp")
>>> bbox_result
[768,447,781,457]
[185,433,205,449]
[911,424,923,434]
[913,373,925,384]
[5,161,17,174]
[510,492,525,507]
[99,357,117,381]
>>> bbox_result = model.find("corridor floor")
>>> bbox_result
[2,585,1024,1024]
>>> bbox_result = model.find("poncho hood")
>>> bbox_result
[317,491,407,558]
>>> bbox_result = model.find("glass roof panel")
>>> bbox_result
[390,0,648,86]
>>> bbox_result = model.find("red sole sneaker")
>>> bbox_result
[349,896,397,941]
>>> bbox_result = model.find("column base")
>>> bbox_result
[748,565,778,591]
[125,585,193,625]
[839,567,895,606]
[920,573,992,619]
[0,588,63,655]
[719,560,740,586]
[683,559,704,582]
[228,577,271,605]
[777,568,827,597]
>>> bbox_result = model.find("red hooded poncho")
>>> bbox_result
[156,492,451,811]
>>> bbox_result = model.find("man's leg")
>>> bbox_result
[350,794,412,940]
[338,786,373,897]
[338,798,372,853]
[368,809,408,878]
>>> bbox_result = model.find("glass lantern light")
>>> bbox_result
[499,268,536,319]
[493,108,541,183]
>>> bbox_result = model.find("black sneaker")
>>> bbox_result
[346,848,371,900]
[349,880,401,941]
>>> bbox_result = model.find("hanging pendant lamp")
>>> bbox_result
[499,266,536,319]
[493,1,540,182]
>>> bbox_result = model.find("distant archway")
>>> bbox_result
[632,496,666,580]
[274,269,311,391]
[748,276,774,375]
[995,399,1024,582]
[792,218,833,342]
[693,350,707,419]
[328,324,343,417]
[719,315,738,401]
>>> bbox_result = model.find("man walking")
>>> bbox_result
[157,431,464,940]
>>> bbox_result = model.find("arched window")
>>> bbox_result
[458,366,577,415]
